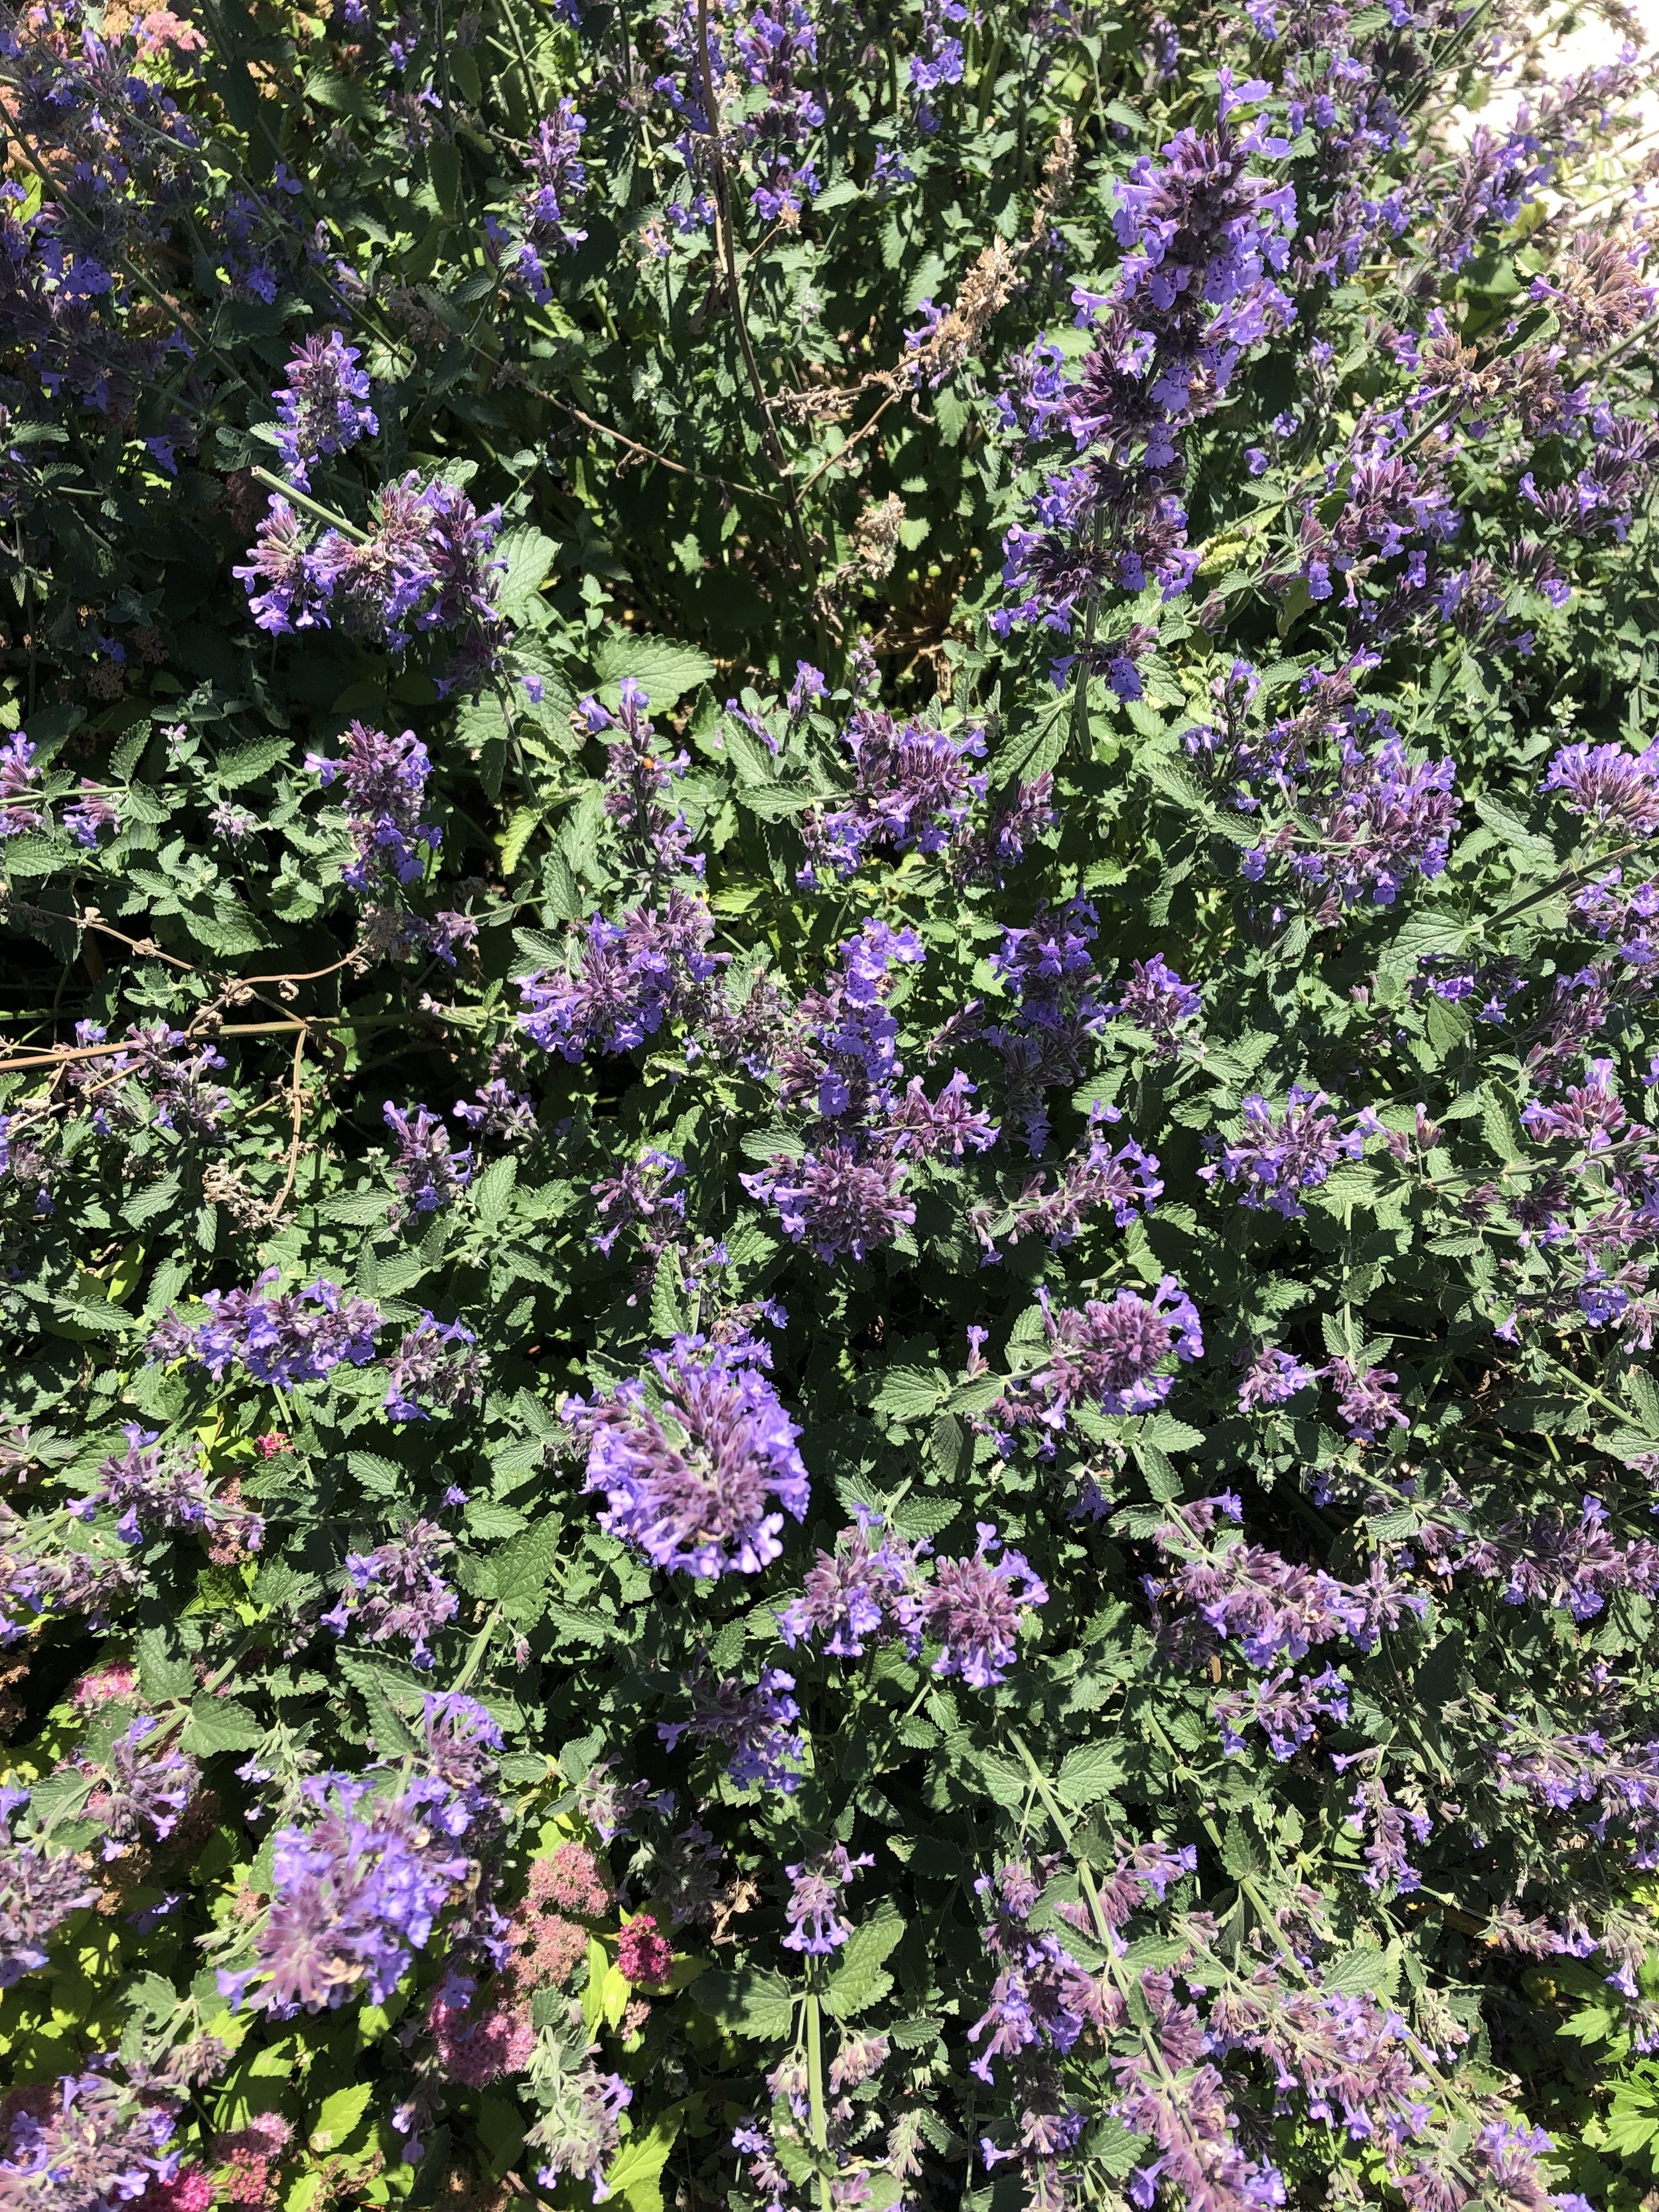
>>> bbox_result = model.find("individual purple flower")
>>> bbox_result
[0,1787,99,1987]
[659,1664,806,1793]
[992,1278,1204,1447]
[383,1100,472,1217]
[781,1844,874,1953]
[384,1315,482,1422]
[273,329,378,489]
[1108,955,1202,1051]
[1542,739,1659,838]
[1238,1345,1317,1410]
[567,1334,808,1579]
[323,1517,459,1668]
[920,1523,1047,1688]
[1202,1088,1364,1218]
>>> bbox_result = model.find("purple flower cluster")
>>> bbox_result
[744,921,942,1262]
[776,1512,923,1656]
[654,0,825,228]
[1108,956,1202,1052]
[1496,1728,1659,1864]
[990,1278,1204,1450]
[150,1270,384,1390]
[659,1663,806,1793]
[984,1100,1163,1256]
[0,2068,182,2212]
[273,330,377,490]
[0,1502,137,1644]
[798,707,987,883]
[593,1149,687,1260]
[323,1517,459,1668]
[1149,1497,1426,1666]
[1216,1662,1349,1759]
[587,678,698,881]
[988,898,1108,1153]
[308,722,440,892]
[781,1844,873,1953]
[384,1315,482,1422]
[0,732,42,838]
[80,1715,200,1860]
[567,1333,808,1580]
[1202,1088,1364,1218]
[236,475,504,686]
[1236,1343,1317,1410]
[499,98,588,301]
[995,117,1296,647]
[1445,1495,1659,1621]
[383,1100,472,1216]
[71,1424,263,1552]
[780,1512,1047,1688]
[234,1699,503,2016]
[518,892,721,1061]
[1542,739,1659,838]
[0,1786,98,1987]
[968,1858,1112,2086]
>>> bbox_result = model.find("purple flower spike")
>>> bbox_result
[568,1335,809,1579]
[273,329,377,490]
[781,1844,874,1953]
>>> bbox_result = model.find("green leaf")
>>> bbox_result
[214,735,293,788]
[473,1156,518,1224]
[490,1514,562,1621]
[824,1910,904,2019]
[495,525,560,622]
[603,2101,688,2212]
[593,632,716,706]
[309,2083,374,2153]
[180,1695,263,1755]
[1323,1944,1401,1998]
[1056,1741,1124,1809]
[692,1967,796,2039]
[871,1364,944,1420]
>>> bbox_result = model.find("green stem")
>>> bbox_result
[804,1986,832,2211]
[250,466,370,544]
